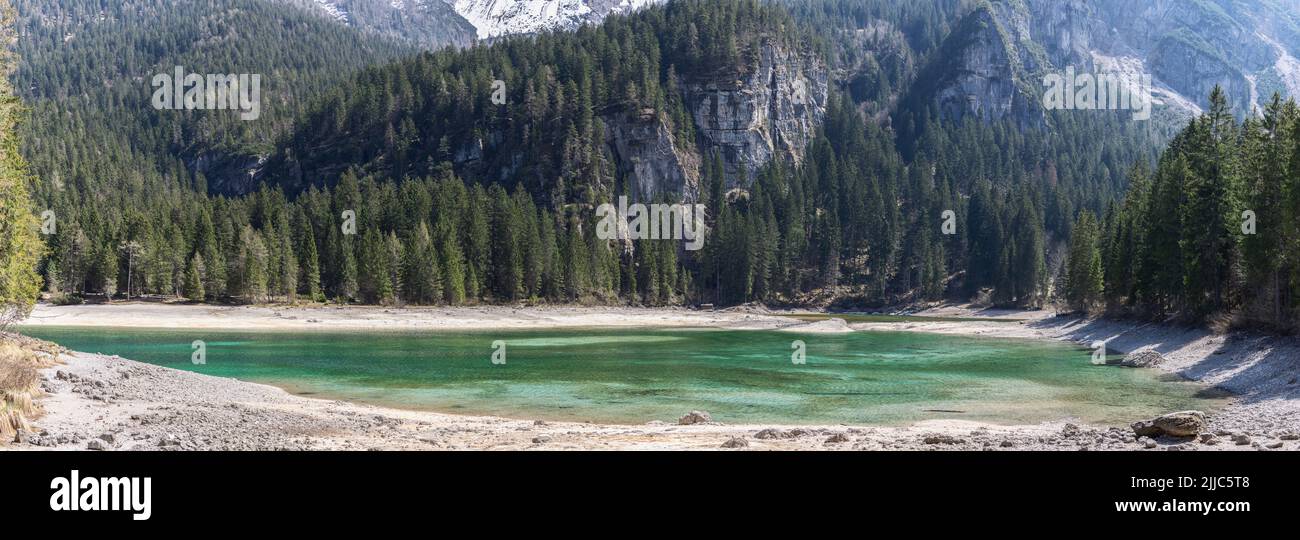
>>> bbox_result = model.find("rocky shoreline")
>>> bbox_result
[6,303,1299,451]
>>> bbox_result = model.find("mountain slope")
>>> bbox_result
[446,0,664,40]
[270,0,827,199]
[14,0,416,196]
[1040,0,1300,116]
[16,0,1190,311]
[902,0,1300,128]
[295,0,477,47]
[300,0,666,43]
[898,1,1046,129]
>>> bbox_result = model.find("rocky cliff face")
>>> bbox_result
[603,108,700,202]
[595,39,827,201]
[1010,0,1300,116]
[903,2,1046,129]
[191,152,268,196]
[680,40,829,190]
[909,0,1300,129]
[938,5,1031,125]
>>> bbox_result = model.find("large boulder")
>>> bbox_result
[1153,411,1207,437]
[1132,411,1206,438]
[1131,420,1162,437]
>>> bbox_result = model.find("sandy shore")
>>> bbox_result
[19,303,793,332]
[7,303,1299,451]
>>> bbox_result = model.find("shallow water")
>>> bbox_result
[21,325,1224,426]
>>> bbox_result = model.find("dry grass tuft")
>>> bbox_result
[0,334,62,443]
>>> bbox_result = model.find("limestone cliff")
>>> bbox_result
[602,108,700,202]
[902,2,1045,129]
[601,39,828,201]
[904,0,1300,131]
[680,39,829,190]
[998,0,1300,117]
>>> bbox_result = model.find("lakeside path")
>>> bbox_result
[8,303,1299,451]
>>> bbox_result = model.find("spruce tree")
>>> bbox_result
[0,11,42,324]
[296,211,323,301]
[403,222,442,304]
[1064,211,1104,312]
[183,253,206,302]
[336,234,359,302]
[1180,87,1241,316]
[440,231,466,305]
[358,229,393,304]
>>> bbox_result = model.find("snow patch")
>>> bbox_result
[446,0,663,40]
[311,0,350,23]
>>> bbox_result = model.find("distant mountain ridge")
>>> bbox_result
[901,0,1300,131]
[293,0,477,48]
[448,0,664,40]
[1030,0,1300,116]
[301,0,663,43]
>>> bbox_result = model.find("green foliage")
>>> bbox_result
[1101,87,1300,328]
[183,253,206,302]
[0,3,43,325]
[402,223,442,305]
[1064,210,1104,312]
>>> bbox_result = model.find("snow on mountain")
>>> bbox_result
[295,0,657,45]
[311,0,349,22]
[292,0,477,49]
[447,0,664,40]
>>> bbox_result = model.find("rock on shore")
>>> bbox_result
[1120,350,1165,368]
[1132,411,1206,438]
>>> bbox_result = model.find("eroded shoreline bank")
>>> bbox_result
[7,303,1299,451]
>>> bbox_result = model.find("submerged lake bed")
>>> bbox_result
[21,325,1225,426]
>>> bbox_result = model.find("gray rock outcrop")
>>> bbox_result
[678,410,712,425]
[1132,410,1206,438]
[680,40,828,189]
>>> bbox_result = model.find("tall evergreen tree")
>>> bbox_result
[1180,87,1242,316]
[1064,210,1104,312]
[0,4,42,325]
[183,253,206,302]
[402,222,443,305]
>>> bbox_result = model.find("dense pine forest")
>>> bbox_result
[5,0,1299,332]
[1065,88,1300,331]
[14,0,416,195]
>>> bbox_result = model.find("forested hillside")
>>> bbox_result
[15,0,1154,312]
[17,0,1300,332]
[14,0,415,197]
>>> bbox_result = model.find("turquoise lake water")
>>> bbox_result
[19,325,1222,426]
